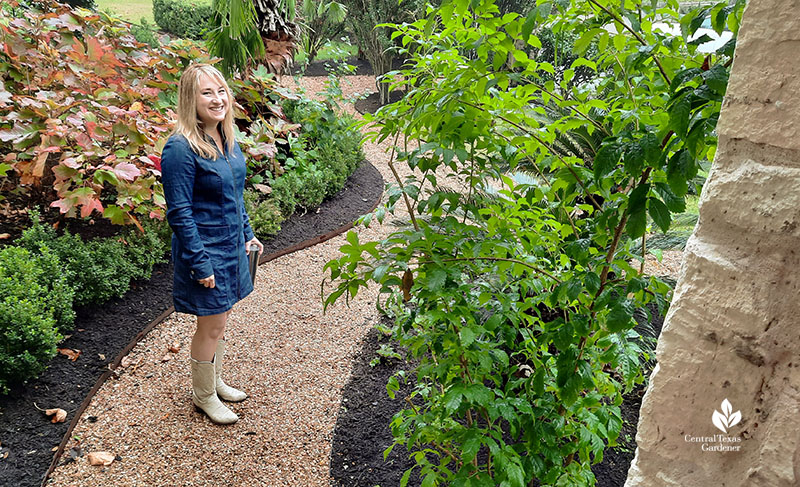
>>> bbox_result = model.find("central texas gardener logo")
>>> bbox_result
[712,399,741,434]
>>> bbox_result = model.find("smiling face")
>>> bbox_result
[195,74,228,132]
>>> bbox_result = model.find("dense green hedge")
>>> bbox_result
[0,246,71,393]
[152,0,212,40]
[0,217,170,393]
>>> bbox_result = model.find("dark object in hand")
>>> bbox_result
[248,244,259,285]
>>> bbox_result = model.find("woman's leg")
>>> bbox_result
[215,308,247,402]
[189,311,238,424]
[191,312,227,361]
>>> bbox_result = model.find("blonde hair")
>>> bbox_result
[172,63,235,160]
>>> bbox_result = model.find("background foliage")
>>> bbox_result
[324,0,744,484]
[153,0,213,40]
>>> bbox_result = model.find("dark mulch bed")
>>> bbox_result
[330,304,665,487]
[292,57,407,78]
[0,160,383,487]
[353,90,407,116]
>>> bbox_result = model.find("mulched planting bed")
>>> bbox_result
[0,160,383,487]
[292,57,407,78]
[330,304,665,487]
[354,90,407,116]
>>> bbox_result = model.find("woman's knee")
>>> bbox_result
[196,313,227,339]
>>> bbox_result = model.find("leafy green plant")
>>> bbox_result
[324,0,744,484]
[20,215,169,307]
[153,0,213,40]
[0,0,216,227]
[340,0,427,104]
[131,18,161,48]
[244,189,284,236]
[296,0,348,64]
[0,246,68,394]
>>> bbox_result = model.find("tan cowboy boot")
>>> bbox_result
[215,340,248,402]
[191,357,238,424]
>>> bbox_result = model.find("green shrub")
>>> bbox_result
[294,165,328,209]
[20,216,169,307]
[271,172,300,216]
[244,190,284,237]
[0,246,67,394]
[131,18,160,48]
[152,0,212,40]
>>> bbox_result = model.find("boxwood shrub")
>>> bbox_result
[152,0,212,40]
[0,246,70,393]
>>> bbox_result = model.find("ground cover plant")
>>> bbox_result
[324,0,744,485]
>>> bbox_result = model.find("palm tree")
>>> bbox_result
[209,0,298,76]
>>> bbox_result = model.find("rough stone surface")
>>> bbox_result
[626,1,800,486]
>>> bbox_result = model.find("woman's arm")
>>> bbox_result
[161,136,214,280]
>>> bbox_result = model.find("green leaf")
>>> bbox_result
[669,94,692,138]
[703,64,728,95]
[607,299,635,332]
[462,432,482,463]
[460,326,477,347]
[593,142,620,180]
[624,141,644,174]
[667,149,694,197]
[654,182,686,213]
[521,8,538,42]
[507,463,525,487]
[444,387,463,413]
[387,375,400,399]
[426,267,447,291]
[648,197,671,233]
[103,205,126,224]
[584,272,601,295]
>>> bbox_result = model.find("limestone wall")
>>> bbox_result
[626,0,800,485]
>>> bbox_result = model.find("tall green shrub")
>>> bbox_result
[324,0,744,484]
[153,0,213,40]
[0,246,69,394]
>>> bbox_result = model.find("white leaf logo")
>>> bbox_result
[712,398,741,433]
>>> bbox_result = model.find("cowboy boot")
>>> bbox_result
[191,357,238,424]
[215,340,248,402]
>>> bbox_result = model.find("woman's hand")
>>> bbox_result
[245,237,264,256]
[198,274,216,288]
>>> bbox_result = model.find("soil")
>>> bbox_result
[353,90,407,116]
[292,56,407,78]
[330,304,665,487]
[0,160,384,487]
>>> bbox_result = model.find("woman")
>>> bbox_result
[161,63,263,425]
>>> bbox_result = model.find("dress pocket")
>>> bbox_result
[196,224,230,246]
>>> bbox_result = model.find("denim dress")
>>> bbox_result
[161,134,255,316]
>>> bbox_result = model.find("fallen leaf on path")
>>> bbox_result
[87,451,115,466]
[45,408,67,423]
[168,342,181,353]
[57,348,81,361]
[160,353,171,362]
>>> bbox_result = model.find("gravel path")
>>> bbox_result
[46,75,401,487]
[46,74,683,486]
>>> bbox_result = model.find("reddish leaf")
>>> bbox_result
[45,408,67,423]
[112,162,140,181]
[87,451,115,466]
[57,348,81,361]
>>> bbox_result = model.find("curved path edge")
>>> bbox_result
[41,160,385,486]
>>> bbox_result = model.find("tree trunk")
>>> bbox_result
[252,0,298,74]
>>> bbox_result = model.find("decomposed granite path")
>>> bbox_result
[46,75,412,487]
